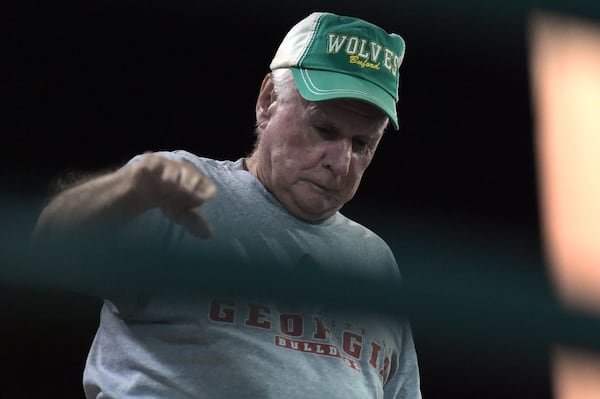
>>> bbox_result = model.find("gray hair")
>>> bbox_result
[270,68,297,103]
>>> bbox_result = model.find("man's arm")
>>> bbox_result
[32,152,217,242]
[26,152,218,298]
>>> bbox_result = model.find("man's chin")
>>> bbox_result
[281,190,344,221]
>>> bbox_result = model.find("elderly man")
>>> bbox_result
[32,11,421,399]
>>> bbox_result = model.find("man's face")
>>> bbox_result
[253,77,388,221]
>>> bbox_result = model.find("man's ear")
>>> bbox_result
[256,73,276,128]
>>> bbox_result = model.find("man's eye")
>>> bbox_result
[352,138,369,152]
[316,126,337,140]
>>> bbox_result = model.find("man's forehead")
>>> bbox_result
[309,97,386,116]
[306,99,389,130]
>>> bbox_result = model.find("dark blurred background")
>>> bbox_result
[5,0,599,397]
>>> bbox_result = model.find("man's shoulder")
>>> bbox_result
[156,150,226,166]
[147,150,241,175]
[335,212,387,243]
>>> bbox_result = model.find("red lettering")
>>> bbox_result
[280,314,303,337]
[379,356,390,380]
[274,336,359,371]
[369,341,382,368]
[342,331,363,359]
[245,303,271,329]
[313,316,331,340]
[275,337,339,359]
[208,299,235,323]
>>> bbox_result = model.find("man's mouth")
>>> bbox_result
[305,179,336,192]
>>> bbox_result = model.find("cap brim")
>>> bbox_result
[291,67,399,130]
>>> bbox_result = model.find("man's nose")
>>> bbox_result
[322,138,352,176]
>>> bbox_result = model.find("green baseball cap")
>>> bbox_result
[270,12,406,129]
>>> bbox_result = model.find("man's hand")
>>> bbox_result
[33,152,218,240]
[127,153,217,238]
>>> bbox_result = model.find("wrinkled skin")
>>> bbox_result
[245,73,389,222]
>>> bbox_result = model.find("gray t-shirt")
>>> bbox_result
[83,150,421,399]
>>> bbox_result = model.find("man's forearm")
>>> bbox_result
[32,166,144,241]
